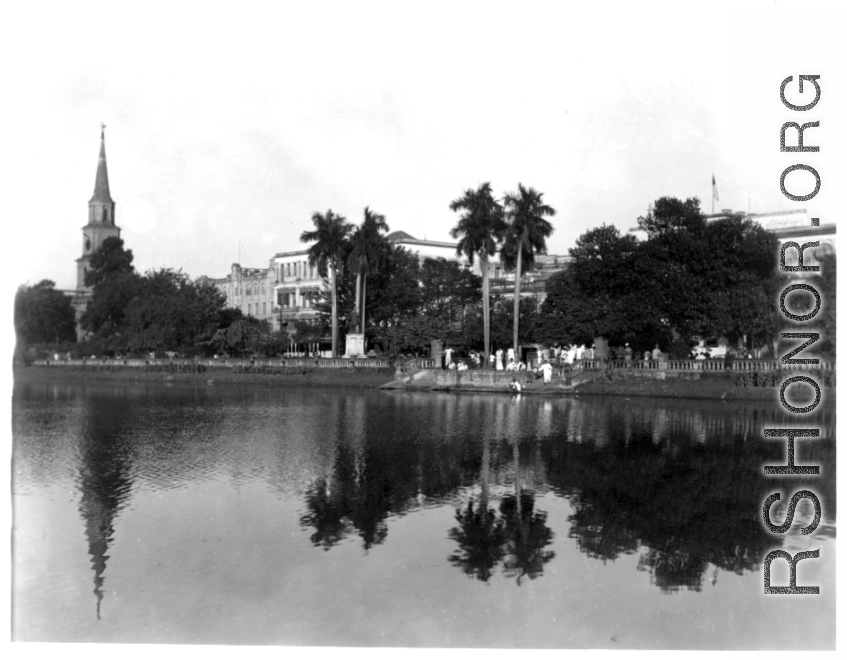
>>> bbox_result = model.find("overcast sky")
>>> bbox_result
[5,1,845,293]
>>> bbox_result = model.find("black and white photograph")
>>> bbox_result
[5,0,843,653]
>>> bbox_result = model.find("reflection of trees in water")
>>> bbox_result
[448,499,506,581]
[448,490,555,585]
[542,413,832,593]
[300,479,353,549]
[300,393,834,592]
[300,405,483,551]
[498,492,555,584]
[448,434,555,584]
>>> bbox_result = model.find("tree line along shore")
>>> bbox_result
[15,192,835,371]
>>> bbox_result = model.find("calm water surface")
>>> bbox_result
[12,376,836,648]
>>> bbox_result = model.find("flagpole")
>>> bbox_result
[711,173,714,215]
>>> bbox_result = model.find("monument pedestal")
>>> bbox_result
[593,336,610,360]
[346,333,365,357]
[431,339,443,368]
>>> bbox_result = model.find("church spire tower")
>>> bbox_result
[76,124,121,292]
[89,122,115,222]
[73,125,123,338]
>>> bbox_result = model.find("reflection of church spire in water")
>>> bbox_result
[80,490,115,620]
[75,396,135,620]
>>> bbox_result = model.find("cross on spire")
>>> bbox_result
[100,122,106,138]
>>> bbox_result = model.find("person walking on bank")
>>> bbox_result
[507,346,515,364]
[444,346,453,368]
[496,348,504,371]
[624,343,633,362]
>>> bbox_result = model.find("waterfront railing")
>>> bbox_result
[32,357,392,369]
[27,356,835,374]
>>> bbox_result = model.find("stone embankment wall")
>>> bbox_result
[32,357,392,370]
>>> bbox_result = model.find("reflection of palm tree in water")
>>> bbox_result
[498,438,555,585]
[299,479,352,549]
[448,435,507,581]
[448,434,555,583]
[300,442,395,552]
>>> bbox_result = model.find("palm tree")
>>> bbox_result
[347,207,389,336]
[449,183,506,367]
[301,209,352,357]
[501,184,556,358]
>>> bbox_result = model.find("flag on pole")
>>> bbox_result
[712,174,719,202]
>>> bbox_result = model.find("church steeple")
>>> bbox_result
[76,125,121,299]
[88,123,116,225]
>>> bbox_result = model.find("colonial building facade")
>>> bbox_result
[72,126,121,339]
[208,230,570,331]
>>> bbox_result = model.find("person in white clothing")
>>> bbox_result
[510,377,522,393]
[539,360,553,384]
[495,348,504,371]
[444,347,453,368]
[507,347,515,363]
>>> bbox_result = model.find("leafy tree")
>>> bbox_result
[450,182,507,367]
[80,272,143,342]
[356,245,423,354]
[14,280,77,345]
[636,196,706,237]
[78,238,233,355]
[541,225,669,349]
[347,207,389,336]
[120,270,228,353]
[550,200,787,354]
[301,210,352,357]
[468,296,538,351]
[780,249,836,357]
[84,236,135,288]
[501,184,556,356]
[420,257,482,343]
[210,317,272,356]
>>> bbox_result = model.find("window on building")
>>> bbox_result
[248,303,252,315]
[262,302,267,315]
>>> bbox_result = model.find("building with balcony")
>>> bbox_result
[207,229,571,332]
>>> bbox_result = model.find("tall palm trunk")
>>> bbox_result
[354,271,362,333]
[480,252,491,368]
[361,275,368,341]
[331,263,338,357]
[512,234,524,358]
